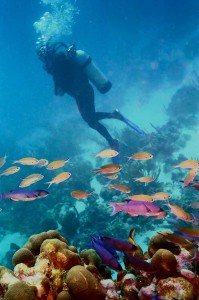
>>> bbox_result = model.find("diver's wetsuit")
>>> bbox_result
[51,52,117,148]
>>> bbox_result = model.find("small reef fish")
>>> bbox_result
[19,174,44,188]
[183,169,198,188]
[189,181,199,190]
[0,154,7,168]
[13,157,39,165]
[46,159,70,170]
[174,228,199,243]
[183,245,199,263]
[99,235,137,253]
[0,189,49,201]
[128,228,137,245]
[175,227,199,237]
[152,192,171,201]
[133,176,154,183]
[36,159,49,167]
[127,152,153,161]
[95,164,122,174]
[158,231,194,248]
[189,180,199,190]
[102,173,118,180]
[180,179,199,190]
[108,200,166,219]
[0,166,20,176]
[174,159,199,169]
[96,149,119,158]
[71,190,93,200]
[24,173,43,179]
[107,184,131,194]
[45,172,71,188]
[166,203,193,222]
[124,253,157,273]
[127,194,153,202]
[191,213,199,225]
[190,202,199,209]
[90,237,122,271]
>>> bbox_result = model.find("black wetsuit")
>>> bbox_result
[51,52,117,148]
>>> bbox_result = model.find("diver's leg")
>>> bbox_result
[76,85,119,150]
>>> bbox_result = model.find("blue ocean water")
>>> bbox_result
[0,0,199,275]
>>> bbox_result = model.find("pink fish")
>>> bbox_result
[108,200,166,219]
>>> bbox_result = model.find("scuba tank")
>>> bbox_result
[69,45,112,94]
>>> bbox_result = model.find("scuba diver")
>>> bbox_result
[37,42,145,156]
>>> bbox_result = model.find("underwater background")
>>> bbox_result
[1,0,199,296]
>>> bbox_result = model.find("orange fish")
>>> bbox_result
[0,166,20,176]
[133,176,154,183]
[0,154,7,168]
[45,172,71,188]
[19,174,44,188]
[127,194,153,202]
[127,152,153,161]
[71,190,93,200]
[36,159,49,167]
[174,159,199,169]
[183,169,198,188]
[95,164,122,174]
[152,192,171,201]
[108,184,131,194]
[166,203,193,222]
[96,149,119,158]
[103,174,119,180]
[47,159,70,170]
[13,157,39,165]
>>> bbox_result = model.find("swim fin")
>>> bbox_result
[113,109,146,136]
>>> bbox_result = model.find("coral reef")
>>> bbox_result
[151,249,178,279]
[66,265,105,300]
[1,229,199,299]
[157,277,194,300]
[148,231,181,257]
[0,230,106,300]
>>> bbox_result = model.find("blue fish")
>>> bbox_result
[90,237,122,271]
[98,235,137,253]
[0,189,49,201]
[89,236,119,259]
[124,253,157,273]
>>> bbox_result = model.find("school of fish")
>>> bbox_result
[0,152,198,226]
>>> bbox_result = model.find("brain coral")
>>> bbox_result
[65,265,105,300]
[4,281,36,300]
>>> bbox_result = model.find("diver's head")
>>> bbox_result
[36,41,69,73]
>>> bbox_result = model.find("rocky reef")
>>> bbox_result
[0,230,199,299]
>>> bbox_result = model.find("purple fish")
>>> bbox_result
[124,253,157,273]
[99,235,137,253]
[0,189,49,201]
[90,237,122,271]
[108,200,166,219]
[90,236,119,259]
